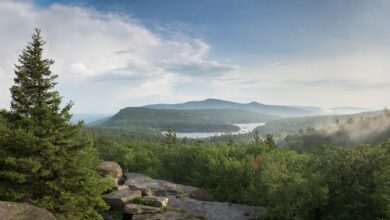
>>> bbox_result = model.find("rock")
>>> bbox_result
[131,211,205,220]
[124,173,202,197]
[115,185,129,191]
[0,201,55,220]
[168,196,264,220]
[190,188,214,201]
[97,161,123,180]
[143,196,169,207]
[102,189,142,209]
[124,204,161,215]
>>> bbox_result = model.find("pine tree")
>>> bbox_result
[0,29,112,219]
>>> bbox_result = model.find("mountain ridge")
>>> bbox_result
[144,98,319,117]
[93,107,279,132]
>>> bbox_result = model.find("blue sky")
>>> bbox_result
[0,0,389,113]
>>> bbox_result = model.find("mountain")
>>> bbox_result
[93,107,278,132]
[144,99,319,117]
[71,113,112,124]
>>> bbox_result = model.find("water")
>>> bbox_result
[171,122,265,139]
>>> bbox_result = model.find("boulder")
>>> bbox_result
[0,201,55,220]
[143,196,169,207]
[102,189,142,209]
[124,173,201,197]
[97,161,123,180]
[124,204,161,215]
[168,196,264,220]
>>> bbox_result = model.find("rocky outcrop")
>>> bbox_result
[100,162,262,220]
[0,201,55,220]
[124,172,205,199]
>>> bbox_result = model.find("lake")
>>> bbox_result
[172,122,265,139]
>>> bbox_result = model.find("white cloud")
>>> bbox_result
[0,0,236,113]
[0,0,389,113]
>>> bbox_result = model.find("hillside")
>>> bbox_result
[94,107,278,132]
[144,98,322,117]
[255,110,383,135]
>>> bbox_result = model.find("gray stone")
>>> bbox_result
[115,185,129,191]
[102,189,142,209]
[143,196,169,207]
[131,211,205,220]
[124,204,161,215]
[0,201,55,220]
[168,196,264,220]
[124,172,201,197]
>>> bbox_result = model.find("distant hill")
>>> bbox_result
[71,113,112,124]
[93,107,278,132]
[144,99,321,117]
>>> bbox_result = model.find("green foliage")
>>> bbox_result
[132,197,159,207]
[0,29,111,219]
[164,127,177,148]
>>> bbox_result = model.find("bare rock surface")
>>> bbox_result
[124,204,161,215]
[124,172,201,197]
[102,189,142,209]
[168,196,262,220]
[0,201,55,220]
[131,211,205,220]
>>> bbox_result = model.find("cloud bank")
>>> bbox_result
[0,0,389,113]
[0,0,237,112]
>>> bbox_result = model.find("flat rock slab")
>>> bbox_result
[0,201,55,220]
[124,173,199,197]
[124,204,161,215]
[102,189,142,209]
[132,211,205,220]
[168,196,263,220]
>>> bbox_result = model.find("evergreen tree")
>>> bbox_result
[164,126,177,147]
[0,29,111,219]
[265,134,276,149]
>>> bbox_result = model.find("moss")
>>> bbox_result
[132,197,160,207]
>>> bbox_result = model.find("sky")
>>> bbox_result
[0,0,389,113]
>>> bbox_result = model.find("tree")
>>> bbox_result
[252,130,263,145]
[164,126,177,147]
[265,134,276,149]
[0,29,111,219]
